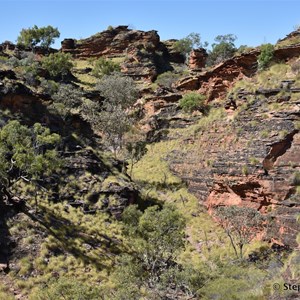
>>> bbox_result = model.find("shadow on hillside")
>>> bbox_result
[135,179,186,192]
[0,202,12,273]
[133,179,187,212]
[25,207,123,271]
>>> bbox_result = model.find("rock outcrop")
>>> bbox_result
[189,48,208,70]
[176,49,259,100]
[61,25,160,58]
[176,44,300,102]
[62,26,176,81]
[168,84,300,247]
[161,39,185,64]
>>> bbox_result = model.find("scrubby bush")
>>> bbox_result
[32,277,101,300]
[96,73,138,109]
[155,71,181,88]
[292,172,300,186]
[91,57,120,78]
[52,83,83,108]
[0,120,61,210]
[179,92,207,113]
[3,52,40,86]
[0,55,8,64]
[214,206,266,259]
[6,56,20,68]
[107,205,204,299]
[257,43,274,70]
[291,59,300,75]
[235,45,253,55]
[50,84,85,123]
[42,52,73,79]
[40,79,59,95]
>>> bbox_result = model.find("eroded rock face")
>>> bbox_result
[61,25,160,58]
[62,149,139,219]
[189,48,208,70]
[168,86,300,247]
[176,44,300,102]
[61,26,174,81]
[120,47,159,82]
[162,39,185,64]
[176,50,259,99]
[277,29,300,45]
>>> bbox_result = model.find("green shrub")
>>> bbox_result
[258,43,274,70]
[293,172,300,186]
[91,57,120,78]
[155,71,181,88]
[179,92,207,113]
[42,52,73,79]
[242,165,249,175]
[291,59,300,75]
[31,277,101,300]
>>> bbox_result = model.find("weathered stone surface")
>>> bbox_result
[120,48,158,81]
[0,41,15,51]
[277,29,300,45]
[168,91,300,247]
[189,48,208,70]
[162,39,185,64]
[176,76,200,90]
[176,44,300,101]
[61,25,160,58]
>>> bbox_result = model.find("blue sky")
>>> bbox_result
[0,0,299,49]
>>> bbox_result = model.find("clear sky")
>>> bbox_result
[1,0,299,49]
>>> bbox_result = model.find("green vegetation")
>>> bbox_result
[95,73,138,157]
[42,52,73,79]
[155,71,181,88]
[257,43,274,70]
[1,23,300,300]
[31,277,101,300]
[207,34,237,66]
[125,140,148,177]
[0,284,15,300]
[107,205,202,299]
[17,25,60,49]
[214,206,266,259]
[173,32,205,57]
[91,57,120,78]
[179,92,208,113]
[0,121,61,210]
[292,171,300,186]
[50,83,99,132]
[276,35,300,48]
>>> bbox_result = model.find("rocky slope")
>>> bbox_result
[135,33,300,247]
[61,25,185,81]
[1,26,300,299]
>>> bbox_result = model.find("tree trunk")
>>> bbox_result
[227,231,239,259]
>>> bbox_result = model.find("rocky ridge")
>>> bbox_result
[61,25,186,81]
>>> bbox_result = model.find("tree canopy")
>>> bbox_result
[95,73,138,157]
[214,205,266,259]
[207,34,237,66]
[108,204,204,299]
[0,120,61,209]
[17,25,60,49]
